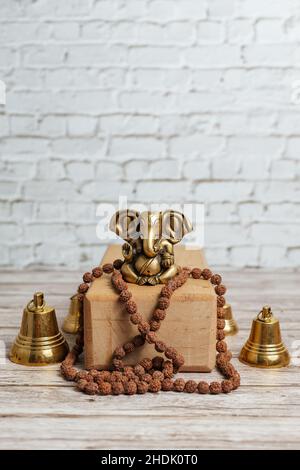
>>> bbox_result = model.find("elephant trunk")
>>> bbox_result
[143,235,158,258]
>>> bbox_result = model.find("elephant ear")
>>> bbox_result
[162,210,193,244]
[109,210,140,242]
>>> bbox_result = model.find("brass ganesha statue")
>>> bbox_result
[109,210,193,285]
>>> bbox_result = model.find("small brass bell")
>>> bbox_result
[63,294,82,334]
[223,304,239,336]
[239,305,290,368]
[10,292,69,366]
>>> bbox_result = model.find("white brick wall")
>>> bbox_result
[0,0,300,268]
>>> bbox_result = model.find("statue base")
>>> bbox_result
[84,245,217,372]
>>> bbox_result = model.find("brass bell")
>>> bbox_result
[10,292,69,366]
[63,294,82,334]
[223,304,239,336]
[239,305,290,368]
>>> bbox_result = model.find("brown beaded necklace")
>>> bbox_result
[61,260,240,396]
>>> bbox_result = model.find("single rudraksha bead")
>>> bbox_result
[221,363,237,378]
[130,313,143,325]
[113,259,123,270]
[217,308,225,319]
[146,332,157,344]
[157,297,170,310]
[113,358,124,370]
[167,280,177,291]
[173,353,185,370]
[202,268,212,280]
[132,335,145,348]
[153,309,166,321]
[225,351,233,361]
[198,381,209,394]
[152,370,164,381]
[217,296,226,307]
[155,340,167,353]
[184,380,198,393]
[119,289,132,303]
[217,329,225,340]
[84,382,99,395]
[138,321,150,335]
[98,382,112,396]
[124,380,137,395]
[75,370,91,382]
[215,284,226,296]
[209,381,222,394]
[221,380,233,394]
[162,378,173,391]
[123,342,135,354]
[231,372,241,390]
[139,358,152,371]
[137,381,149,394]
[134,364,145,377]
[103,263,114,274]
[216,340,227,353]
[211,274,222,285]
[152,356,164,370]
[76,379,88,391]
[78,283,89,294]
[83,272,93,283]
[63,367,77,381]
[114,346,126,359]
[173,378,185,392]
[111,381,124,395]
[98,370,111,382]
[125,300,137,315]
[92,267,103,278]
[160,286,173,298]
[111,371,123,382]
[163,366,173,379]
[165,347,177,360]
[191,268,201,279]
[149,320,161,332]
[114,279,127,292]
[143,373,152,383]
[217,318,225,330]
[148,379,161,393]
[89,369,99,378]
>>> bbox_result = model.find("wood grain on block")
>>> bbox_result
[84,245,217,372]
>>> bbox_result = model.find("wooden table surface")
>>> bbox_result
[0,269,299,450]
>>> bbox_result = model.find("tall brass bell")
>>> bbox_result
[10,292,69,366]
[239,305,290,368]
[63,294,82,334]
[223,304,239,336]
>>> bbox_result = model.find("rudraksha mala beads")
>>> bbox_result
[61,261,240,396]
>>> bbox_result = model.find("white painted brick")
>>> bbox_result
[26,0,93,18]
[11,202,34,220]
[9,245,35,267]
[0,115,10,137]
[0,181,19,199]
[37,202,65,220]
[119,91,176,113]
[256,20,285,43]
[205,223,248,246]
[185,46,241,67]
[183,160,211,180]
[100,115,158,134]
[285,18,300,42]
[208,0,236,18]
[92,0,147,20]
[271,160,296,179]
[0,48,16,68]
[277,113,300,134]
[169,135,224,158]
[205,247,229,266]
[10,115,37,135]
[0,201,11,219]
[287,248,300,268]
[51,138,105,157]
[66,162,94,181]
[209,203,238,221]
[129,47,181,67]
[150,160,181,179]
[237,0,292,18]
[81,181,134,201]
[136,22,195,46]
[0,22,52,43]
[67,116,97,136]
[212,156,241,180]
[195,182,254,203]
[197,22,225,44]
[264,203,300,221]
[39,116,66,137]
[261,245,291,268]
[65,202,96,221]
[22,45,66,67]
[136,181,190,203]
[1,161,35,180]
[230,246,259,267]
[1,137,50,155]
[0,223,22,242]
[124,160,149,180]
[227,137,283,158]
[110,137,165,158]
[252,223,300,244]
[23,180,79,201]
[35,243,80,267]
[286,138,300,160]
[96,161,123,180]
[37,160,65,180]
[238,203,264,223]
[52,22,80,40]
[148,1,206,21]
[240,155,271,180]
[67,45,127,66]
[23,223,76,244]
[255,182,300,203]
[0,245,10,266]
[243,45,295,66]
[227,19,254,44]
